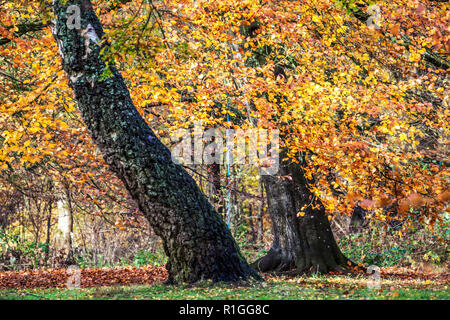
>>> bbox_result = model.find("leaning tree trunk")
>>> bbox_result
[51,0,258,284]
[252,156,351,274]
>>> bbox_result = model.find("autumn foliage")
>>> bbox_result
[0,265,167,289]
[0,0,448,260]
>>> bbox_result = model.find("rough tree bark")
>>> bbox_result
[252,155,352,274]
[51,0,259,284]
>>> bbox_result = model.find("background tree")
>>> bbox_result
[128,0,448,272]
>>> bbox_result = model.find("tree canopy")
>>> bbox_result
[1,0,447,233]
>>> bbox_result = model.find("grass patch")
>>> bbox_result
[1,274,447,300]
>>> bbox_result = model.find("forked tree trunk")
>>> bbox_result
[51,0,259,284]
[252,156,351,274]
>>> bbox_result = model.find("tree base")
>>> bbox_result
[257,155,355,276]
[251,247,354,276]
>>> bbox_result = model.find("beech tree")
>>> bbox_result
[132,0,447,273]
[252,156,351,273]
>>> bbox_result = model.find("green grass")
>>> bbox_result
[1,275,448,300]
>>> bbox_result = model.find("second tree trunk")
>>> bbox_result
[253,158,351,274]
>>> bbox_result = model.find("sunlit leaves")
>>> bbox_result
[0,0,447,230]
